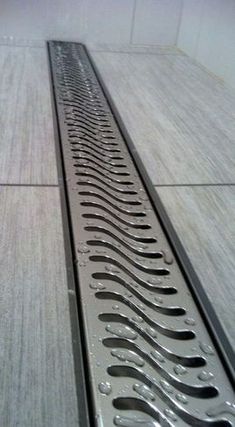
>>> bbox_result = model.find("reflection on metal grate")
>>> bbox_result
[48,41,235,426]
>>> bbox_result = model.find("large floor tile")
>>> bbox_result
[156,185,235,348]
[0,187,78,426]
[0,46,58,184]
[91,50,235,185]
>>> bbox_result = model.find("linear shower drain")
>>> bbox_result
[48,41,234,426]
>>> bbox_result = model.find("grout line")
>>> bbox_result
[129,0,137,44]
[154,183,235,188]
[175,0,184,47]
[0,43,44,49]
[90,49,182,56]
[0,183,59,187]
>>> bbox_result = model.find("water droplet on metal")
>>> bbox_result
[176,393,188,404]
[160,380,173,393]
[114,415,155,426]
[163,250,174,265]
[174,364,187,375]
[98,381,112,395]
[146,327,157,338]
[132,315,143,323]
[199,342,215,355]
[77,243,90,253]
[106,324,137,340]
[105,265,120,273]
[148,277,162,285]
[198,370,214,382]
[133,383,155,401]
[164,409,177,421]
[185,317,196,326]
[154,296,163,304]
[89,282,106,290]
[111,349,144,367]
[150,350,165,363]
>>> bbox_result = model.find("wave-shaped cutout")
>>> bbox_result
[88,242,172,279]
[65,108,109,127]
[85,220,154,243]
[67,122,98,136]
[77,174,136,195]
[98,290,189,337]
[73,151,126,167]
[90,254,169,276]
[72,143,123,159]
[64,100,108,119]
[77,167,133,185]
[96,289,184,316]
[71,140,121,153]
[104,338,217,397]
[100,313,204,366]
[85,226,159,256]
[74,157,129,175]
[71,134,118,147]
[113,395,226,427]
[81,196,144,216]
[93,272,176,295]
[79,184,140,204]
[83,203,148,227]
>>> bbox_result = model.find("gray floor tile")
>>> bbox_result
[156,185,235,349]
[0,46,58,184]
[0,187,78,426]
[91,50,235,185]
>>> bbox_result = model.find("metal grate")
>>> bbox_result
[48,41,235,427]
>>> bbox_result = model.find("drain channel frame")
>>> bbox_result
[48,40,235,427]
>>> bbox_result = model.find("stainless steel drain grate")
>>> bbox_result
[48,41,235,426]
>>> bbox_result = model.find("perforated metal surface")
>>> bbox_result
[48,41,235,426]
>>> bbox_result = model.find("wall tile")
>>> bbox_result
[177,0,204,57]
[82,0,135,44]
[132,0,183,45]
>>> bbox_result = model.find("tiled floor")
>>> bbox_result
[92,50,235,185]
[91,47,235,350]
[0,40,234,424]
[0,43,78,426]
